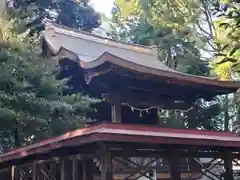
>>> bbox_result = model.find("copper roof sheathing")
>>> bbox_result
[42,23,240,90]
[0,123,240,164]
[43,23,176,72]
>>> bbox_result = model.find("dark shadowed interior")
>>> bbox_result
[57,58,159,125]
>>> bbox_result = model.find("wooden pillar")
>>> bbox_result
[224,152,234,180]
[72,159,79,180]
[60,159,71,180]
[107,152,113,180]
[169,149,181,180]
[50,162,57,180]
[60,159,65,180]
[0,168,11,180]
[14,166,21,180]
[32,163,37,180]
[103,92,122,123]
[111,93,121,123]
[84,159,95,180]
[38,164,42,180]
[82,159,87,180]
[101,148,113,180]
[11,166,15,180]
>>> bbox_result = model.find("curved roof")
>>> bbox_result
[0,123,240,166]
[42,23,240,91]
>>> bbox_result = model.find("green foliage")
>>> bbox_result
[111,0,210,75]
[210,1,240,133]
[158,99,225,130]
[212,1,240,78]
[6,0,101,35]
[0,20,98,151]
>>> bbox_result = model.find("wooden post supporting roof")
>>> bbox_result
[0,168,11,180]
[32,163,37,180]
[60,159,72,180]
[86,160,94,180]
[11,166,14,180]
[224,152,234,180]
[101,145,113,180]
[72,158,79,180]
[82,159,87,180]
[169,149,181,180]
[111,100,121,123]
[105,92,122,123]
[14,166,20,180]
[60,159,65,180]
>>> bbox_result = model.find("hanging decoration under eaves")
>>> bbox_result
[123,103,193,117]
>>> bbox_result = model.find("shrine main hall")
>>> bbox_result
[0,23,240,180]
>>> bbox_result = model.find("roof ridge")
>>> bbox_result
[45,22,157,56]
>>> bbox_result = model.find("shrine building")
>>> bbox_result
[0,23,240,180]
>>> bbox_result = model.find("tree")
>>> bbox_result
[211,0,240,79]
[110,0,211,75]
[209,0,240,133]
[112,0,239,76]
[5,0,101,35]
[0,19,98,151]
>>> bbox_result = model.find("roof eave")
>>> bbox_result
[42,41,240,92]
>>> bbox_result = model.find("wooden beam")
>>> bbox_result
[86,160,94,180]
[50,162,57,180]
[101,152,113,180]
[60,159,65,180]
[102,91,192,110]
[72,158,79,180]
[100,144,113,180]
[60,159,71,180]
[82,160,87,180]
[14,166,21,180]
[113,157,157,180]
[108,92,122,123]
[106,150,113,180]
[98,69,215,100]
[224,152,234,180]
[169,149,181,180]
[11,166,14,180]
[32,163,37,180]
[111,149,240,159]
[101,154,106,180]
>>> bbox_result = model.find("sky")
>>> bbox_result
[90,0,114,17]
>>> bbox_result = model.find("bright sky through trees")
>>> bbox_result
[91,0,114,17]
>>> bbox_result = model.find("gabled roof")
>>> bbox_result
[42,23,240,91]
